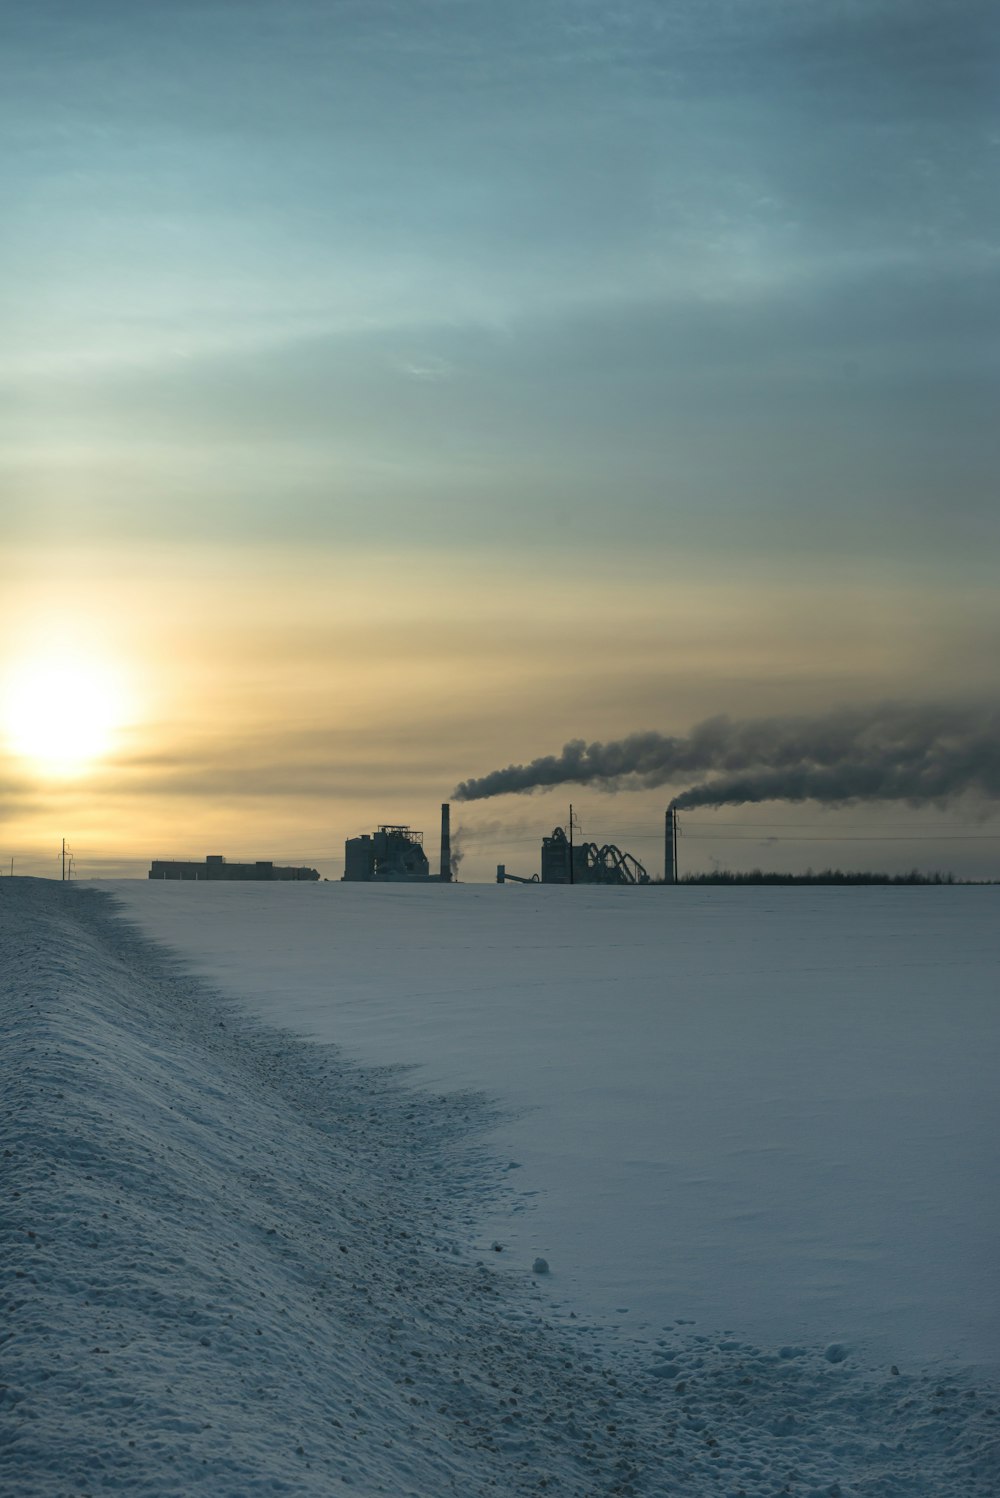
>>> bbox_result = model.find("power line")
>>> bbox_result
[446,828,1000,845]
[681,832,1000,843]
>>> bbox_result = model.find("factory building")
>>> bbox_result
[148,855,319,881]
[499,825,650,884]
[342,805,454,882]
[540,826,650,884]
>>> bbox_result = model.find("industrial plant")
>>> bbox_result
[148,855,319,882]
[342,804,454,882]
[146,803,682,886]
[497,803,680,885]
[496,810,679,885]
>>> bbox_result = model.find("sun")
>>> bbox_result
[3,651,129,775]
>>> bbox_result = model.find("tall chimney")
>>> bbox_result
[440,802,452,882]
[664,803,677,885]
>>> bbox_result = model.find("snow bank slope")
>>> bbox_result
[2,880,997,1497]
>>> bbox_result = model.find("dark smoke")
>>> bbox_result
[453,704,1000,811]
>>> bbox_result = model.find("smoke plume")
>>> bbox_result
[453,703,1000,811]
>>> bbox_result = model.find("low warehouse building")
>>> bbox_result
[149,855,319,882]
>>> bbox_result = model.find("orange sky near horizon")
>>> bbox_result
[3,540,998,883]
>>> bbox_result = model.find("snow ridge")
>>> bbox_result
[1,880,997,1496]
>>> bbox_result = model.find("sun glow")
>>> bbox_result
[3,651,130,775]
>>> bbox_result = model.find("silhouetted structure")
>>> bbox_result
[539,826,650,885]
[439,803,452,882]
[664,803,679,884]
[149,855,319,881]
[495,865,539,884]
[343,805,454,882]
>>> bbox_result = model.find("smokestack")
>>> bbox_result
[440,802,452,882]
[664,803,677,885]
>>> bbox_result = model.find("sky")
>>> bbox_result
[2,0,998,882]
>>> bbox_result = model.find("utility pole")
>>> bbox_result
[568,803,580,884]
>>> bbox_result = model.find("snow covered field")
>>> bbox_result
[110,878,999,1374]
[3,878,998,1495]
